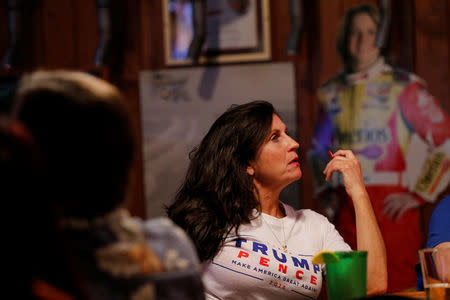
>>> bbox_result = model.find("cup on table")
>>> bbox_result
[325,251,367,300]
[419,247,450,300]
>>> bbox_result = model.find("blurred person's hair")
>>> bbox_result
[12,71,135,220]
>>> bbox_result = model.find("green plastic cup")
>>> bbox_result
[325,251,367,300]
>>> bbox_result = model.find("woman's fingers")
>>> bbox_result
[324,159,356,182]
[333,149,356,159]
[323,150,360,179]
[323,157,345,181]
[323,149,366,197]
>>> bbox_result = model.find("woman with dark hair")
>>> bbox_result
[167,100,387,299]
[308,3,450,292]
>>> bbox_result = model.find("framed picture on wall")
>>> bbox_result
[162,0,271,66]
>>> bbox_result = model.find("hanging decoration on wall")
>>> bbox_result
[187,0,206,62]
[1,0,24,70]
[94,0,112,66]
[285,0,304,55]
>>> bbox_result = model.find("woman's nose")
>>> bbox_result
[289,137,299,151]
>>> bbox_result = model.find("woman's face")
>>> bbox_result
[247,114,301,191]
[348,13,380,71]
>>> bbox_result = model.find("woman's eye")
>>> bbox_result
[271,134,279,141]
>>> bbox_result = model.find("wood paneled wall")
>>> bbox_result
[1,1,448,228]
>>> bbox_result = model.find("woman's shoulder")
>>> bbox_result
[140,216,201,266]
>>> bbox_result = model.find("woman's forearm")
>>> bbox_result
[352,190,388,295]
[323,150,388,294]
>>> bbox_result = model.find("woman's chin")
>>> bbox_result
[294,166,302,178]
[290,169,303,182]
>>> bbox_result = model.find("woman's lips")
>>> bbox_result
[288,157,299,165]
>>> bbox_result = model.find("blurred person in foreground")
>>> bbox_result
[308,4,450,292]
[416,195,450,291]
[12,70,204,299]
[167,100,387,299]
[0,118,87,300]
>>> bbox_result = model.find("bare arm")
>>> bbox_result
[324,150,388,295]
[434,242,450,283]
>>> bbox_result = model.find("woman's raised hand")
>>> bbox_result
[323,150,367,199]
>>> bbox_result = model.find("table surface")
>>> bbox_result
[390,291,426,299]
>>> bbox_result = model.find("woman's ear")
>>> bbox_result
[246,164,255,176]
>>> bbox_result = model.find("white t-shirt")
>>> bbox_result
[202,203,351,299]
